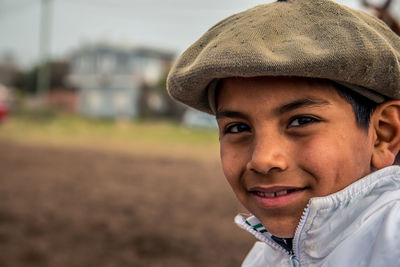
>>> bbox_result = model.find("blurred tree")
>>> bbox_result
[13,61,73,94]
[139,69,185,120]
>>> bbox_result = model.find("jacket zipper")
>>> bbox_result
[290,255,300,267]
[291,203,311,267]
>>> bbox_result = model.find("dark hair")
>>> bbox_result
[330,82,379,130]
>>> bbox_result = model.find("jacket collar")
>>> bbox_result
[235,166,400,258]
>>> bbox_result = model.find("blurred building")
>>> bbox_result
[68,43,174,118]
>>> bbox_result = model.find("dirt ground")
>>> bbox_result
[0,139,254,267]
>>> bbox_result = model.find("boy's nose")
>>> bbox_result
[246,137,288,175]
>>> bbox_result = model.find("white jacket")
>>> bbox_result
[235,166,400,267]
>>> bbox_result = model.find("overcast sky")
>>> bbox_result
[0,0,398,68]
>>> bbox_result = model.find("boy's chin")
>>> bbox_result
[256,215,300,238]
[267,228,295,238]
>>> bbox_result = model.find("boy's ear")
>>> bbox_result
[371,100,400,169]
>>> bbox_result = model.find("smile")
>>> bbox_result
[254,188,302,198]
[250,187,306,208]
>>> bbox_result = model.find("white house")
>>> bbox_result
[68,43,174,118]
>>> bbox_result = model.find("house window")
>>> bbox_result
[99,55,116,73]
[113,92,129,112]
[87,90,102,109]
[77,57,92,73]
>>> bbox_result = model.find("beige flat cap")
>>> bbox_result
[167,0,400,114]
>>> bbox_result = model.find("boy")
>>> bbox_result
[167,0,400,266]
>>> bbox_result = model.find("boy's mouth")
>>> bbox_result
[249,187,306,208]
[250,187,305,198]
[254,188,302,198]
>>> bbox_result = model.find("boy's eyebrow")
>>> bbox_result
[216,110,248,120]
[276,98,331,114]
[216,98,330,119]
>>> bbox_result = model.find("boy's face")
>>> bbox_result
[216,76,375,238]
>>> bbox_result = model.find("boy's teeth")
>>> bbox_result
[276,190,288,196]
[256,190,290,197]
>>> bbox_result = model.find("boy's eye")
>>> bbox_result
[225,123,251,134]
[288,116,319,127]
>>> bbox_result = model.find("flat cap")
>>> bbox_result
[167,0,400,114]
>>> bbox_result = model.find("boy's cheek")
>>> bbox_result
[220,153,238,182]
[295,133,343,163]
[299,137,372,194]
[220,147,245,182]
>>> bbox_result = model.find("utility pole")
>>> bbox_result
[36,0,53,96]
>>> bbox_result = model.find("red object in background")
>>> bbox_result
[0,102,8,122]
